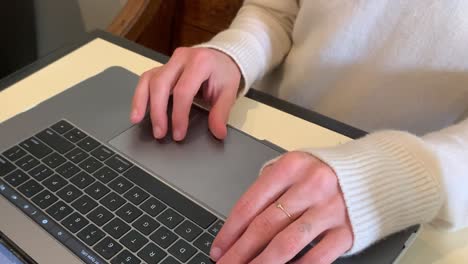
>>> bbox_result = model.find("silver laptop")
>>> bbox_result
[0,67,418,264]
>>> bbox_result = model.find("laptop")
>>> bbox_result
[0,67,418,264]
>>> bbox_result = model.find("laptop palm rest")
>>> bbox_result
[108,111,281,217]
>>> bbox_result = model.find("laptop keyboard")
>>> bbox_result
[0,120,224,264]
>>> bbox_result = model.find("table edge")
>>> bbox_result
[0,30,367,139]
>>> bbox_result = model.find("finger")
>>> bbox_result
[208,87,237,139]
[250,209,333,264]
[171,63,210,141]
[251,198,345,264]
[131,68,159,124]
[149,60,184,139]
[295,227,352,264]
[217,177,320,263]
[210,152,311,261]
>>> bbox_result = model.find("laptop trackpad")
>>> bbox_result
[108,113,280,217]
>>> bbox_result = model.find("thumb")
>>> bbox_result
[208,89,237,140]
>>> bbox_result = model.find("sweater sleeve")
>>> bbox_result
[195,0,299,94]
[304,118,468,255]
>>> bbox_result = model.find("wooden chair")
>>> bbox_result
[107,0,242,56]
[108,0,176,55]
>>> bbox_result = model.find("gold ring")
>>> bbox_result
[275,201,292,219]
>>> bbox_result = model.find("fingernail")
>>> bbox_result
[154,126,163,138]
[173,129,183,141]
[210,247,222,261]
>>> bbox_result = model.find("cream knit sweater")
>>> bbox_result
[198,0,468,254]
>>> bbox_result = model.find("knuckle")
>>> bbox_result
[273,233,302,256]
[172,86,188,100]
[192,49,211,62]
[308,165,337,191]
[250,215,275,237]
[173,47,188,57]
[149,76,165,90]
[233,198,257,219]
[280,151,310,167]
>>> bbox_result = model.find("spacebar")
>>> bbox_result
[123,166,217,228]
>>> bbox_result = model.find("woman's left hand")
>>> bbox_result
[210,151,353,264]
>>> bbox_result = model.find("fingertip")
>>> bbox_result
[172,128,186,141]
[210,122,227,140]
[130,109,142,124]
[208,111,228,140]
[210,247,222,261]
[152,125,165,139]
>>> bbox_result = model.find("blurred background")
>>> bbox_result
[0,0,242,85]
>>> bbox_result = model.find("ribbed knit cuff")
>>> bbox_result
[304,131,443,255]
[195,30,265,96]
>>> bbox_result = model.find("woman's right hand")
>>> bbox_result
[130,47,242,141]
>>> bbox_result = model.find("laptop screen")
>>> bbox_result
[0,242,24,264]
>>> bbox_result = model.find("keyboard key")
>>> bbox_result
[72,195,98,214]
[65,148,89,164]
[120,230,148,252]
[168,239,197,262]
[77,137,100,152]
[188,253,214,264]
[36,129,74,154]
[124,186,149,205]
[4,170,30,187]
[105,155,132,173]
[175,220,202,242]
[15,154,39,171]
[3,146,27,161]
[0,157,16,177]
[193,233,215,255]
[93,166,118,184]
[101,192,126,211]
[94,237,123,260]
[43,152,66,168]
[91,146,114,161]
[57,184,82,203]
[116,203,142,223]
[62,212,89,233]
[18,179,44,198]
[78,223,106,246]
[20,137,52,159]
[85,181,110,200]
[208,220,223,237]
[70,171,95,189]
[46,201,73,221]
[138,243,167,263]
[56,161,80,178]
[88,206,114,226]
[64,128,87,143]
[109,177,133,194]
[51,120,73,134]
[124,167,217,228]
[43,174,67,192]
[157,208,184,229]
[150,226,178,249]
[103,218,131,239]
[132,214,160,236]
[79,157,103,173]
[111,250,141,264]
[32,190,58,209]
[140,197,166,217]
[161,256,182,264]
[28,164,53,181]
